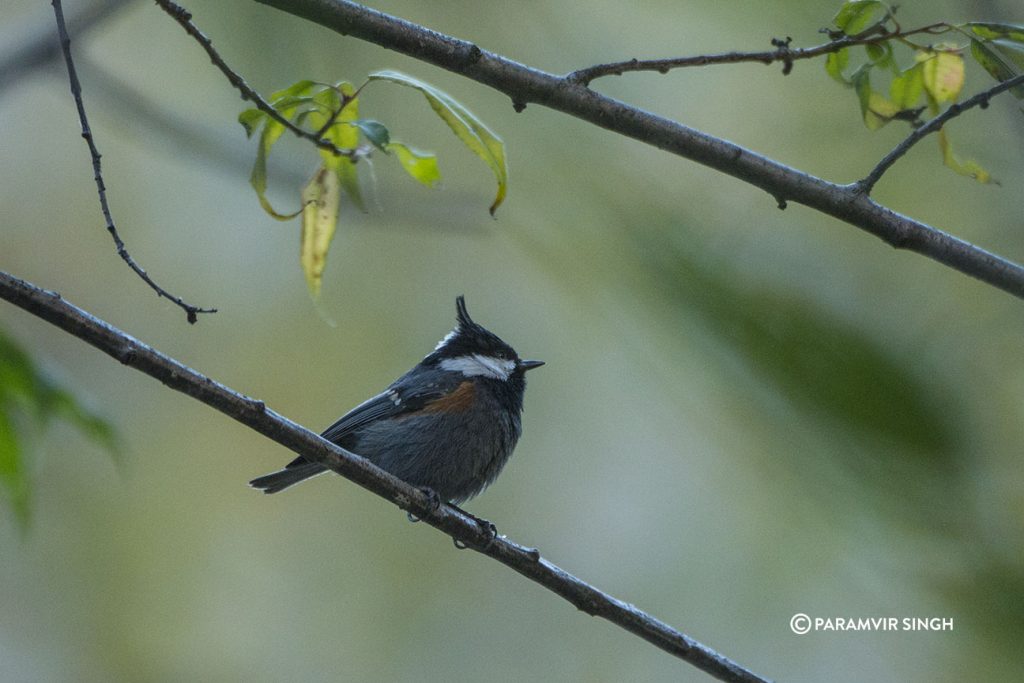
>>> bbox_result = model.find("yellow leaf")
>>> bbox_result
[864,92,899,130]
[919,48,964,104]
[300,166,341,298]
[387,142,441,186]
[319,83,365,212]
[825,48,850,83]
[937,129,993,184]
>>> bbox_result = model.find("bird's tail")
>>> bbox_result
[249,460,327,494]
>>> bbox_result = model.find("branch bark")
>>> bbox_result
[251,0,1024,301]
[51,0,216,323]
[0,269,772,683]
[566,23,953,85]
[860,72,1024,193]
[154,0,360,161]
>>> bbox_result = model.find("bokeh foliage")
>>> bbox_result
[0,330,117,529]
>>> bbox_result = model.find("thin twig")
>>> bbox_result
[313,84,358,138]
[566,23,952,86]
[50,0,215,324]
[254,0,1024,301]
[0,269,773,683]
[152,0,357,160]
[859,72,1024,194]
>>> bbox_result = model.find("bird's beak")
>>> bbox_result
[520,359,545,371]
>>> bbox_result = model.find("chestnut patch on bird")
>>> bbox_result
[422,381,476,413]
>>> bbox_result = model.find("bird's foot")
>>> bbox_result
[406,487,443,523]
[450,504,498,551]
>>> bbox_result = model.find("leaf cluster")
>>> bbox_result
[239,72,508,298]
[826,1,1024,183]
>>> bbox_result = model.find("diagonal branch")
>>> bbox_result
[859,72,1024,194]
[152,0,358,160]
[251,0,1024,301]
[50,0,216,324]
[566,23,952,85]
[0,268,772,683]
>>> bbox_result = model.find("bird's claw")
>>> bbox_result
[407,487,443,523]
[420,487,442,513]
[451,507,498,551]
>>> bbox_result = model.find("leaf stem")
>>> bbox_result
[153,0,357,159]
[566,22,954,86]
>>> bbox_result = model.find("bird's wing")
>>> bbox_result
[280,389,426,470]
[320,391,407,442]
[280,371,455,470]
[320,374,455,443]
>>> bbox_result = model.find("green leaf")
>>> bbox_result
[833,1,888,36]
[970,38,1024,98]
[918,48,965,104]
[865,41,895,70]
[0,332,118,452]
[825,48,850,83]
[300,166,342,299]
[963,22,1024,43]
[242,80,324,219]
[980,39,1024,71]
[44,388,119,456]
[251,119,303,220]
[0,332,37,409]
[268,95,323,115]
[238,109,267,138]
[0,409,29,530]
[853,67,898,129]
[937,128,993,183]
[0,330,119,529]
[354,119,391,151]
[307,86,342,132]
[386,142,441,186]
[367,70,508,214]
[270,79,317,103]
[889,63,924,109]
[317,83,365,212]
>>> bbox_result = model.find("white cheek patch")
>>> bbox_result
[440,354,516,380]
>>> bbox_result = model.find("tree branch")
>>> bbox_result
[566,23,952,85]
[152,0,359,161]
[0,268,773,683]
[251,0,1024,301]
[50,0,216,324]
[859,72,1024,194]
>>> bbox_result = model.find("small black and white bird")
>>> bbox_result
[249,296,543,504]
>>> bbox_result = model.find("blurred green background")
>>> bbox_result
[3,0,1024,681]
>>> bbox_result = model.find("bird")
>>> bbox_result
[249,296,543,505]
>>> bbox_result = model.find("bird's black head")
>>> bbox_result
[424,296,543,381]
